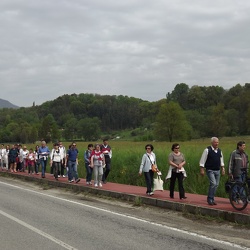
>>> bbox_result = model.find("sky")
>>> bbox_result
[1,0,250,107]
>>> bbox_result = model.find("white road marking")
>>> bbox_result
[0,180,248,250]
[0,209,78,250]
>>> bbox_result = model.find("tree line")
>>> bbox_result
[0,83,249,143]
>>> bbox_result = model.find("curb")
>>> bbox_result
[1,172,250,225]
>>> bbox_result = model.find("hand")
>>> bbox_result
[139,172,142,176]
[200,167,205,176]
[221,167,225,176]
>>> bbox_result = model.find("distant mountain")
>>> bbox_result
[0,98,19,109]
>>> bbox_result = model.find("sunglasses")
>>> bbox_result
[174,147,180,149]
[146,147,151,150]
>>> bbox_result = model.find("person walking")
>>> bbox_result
[84,144,93,185]
[90,144,105,187]
[38,141,50,178]
[50,143,62,181]
[139,144,157,196]
[199,137,225,205]
[58,141,66,178]
[166,143,187,199]
[65,142,80,183]
[101,138,112,184]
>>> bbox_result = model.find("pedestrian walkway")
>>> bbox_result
[1,169,250,224]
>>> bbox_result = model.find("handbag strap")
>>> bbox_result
[146,154,155,164]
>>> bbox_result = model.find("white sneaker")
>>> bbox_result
[62,175,65,178]
[99,182,102,187]
[86,182,89,185]
[58,175,61,178]
[94,183,98,187]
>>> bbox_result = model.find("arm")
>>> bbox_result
[199,148,208,176]
[139,154,146,175]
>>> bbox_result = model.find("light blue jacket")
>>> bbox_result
[139,152,156,173]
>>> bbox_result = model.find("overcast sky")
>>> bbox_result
[1,0,250,107]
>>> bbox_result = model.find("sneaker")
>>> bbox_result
[62,175,65,178]
[68,180,74,183]
[76,179,80,183]
[149,192,154,196]
[89,182,92,185]
[58,175,61,178]
[99,182,102,187]
[86,182,89,185]
[94,183,98,187]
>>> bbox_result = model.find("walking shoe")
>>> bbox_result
[58,175,61,178]
[99,182,102,187]
[212,201,217,205]
[149,192,154,196]
[62,175,65,178]
[94,183,98,187]
[68,180,74,183]
[86,182,89,185]
[76,179,80,183]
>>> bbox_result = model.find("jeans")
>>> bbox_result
[232,172,246,201]
[68,161,78,181]
[53,161,60,179]
[144,170,154,193]
[85,163,93,182]
[206,169,220,202]
[40,159,47,177]
[169,171,185,199]
[35,160,40,174]
[93,165,103,184]
[102,161,111,182]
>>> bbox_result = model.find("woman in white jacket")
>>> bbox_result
[139,144,157,196]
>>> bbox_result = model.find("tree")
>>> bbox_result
[77,117,101,141]
[154,102,191,142]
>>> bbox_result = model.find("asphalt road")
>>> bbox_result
[0,178,249,250]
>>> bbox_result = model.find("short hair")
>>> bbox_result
[211,137,219,142]
[237,141,245,149]
[171,143,179,151]
[88,144,93,148]
[145,144,154,151]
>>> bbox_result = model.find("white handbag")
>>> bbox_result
[153,175,164,191]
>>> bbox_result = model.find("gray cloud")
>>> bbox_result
[1,0,250,106]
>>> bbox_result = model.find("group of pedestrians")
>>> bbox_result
[84,139,112,187]
[139,137,249,205]
[0,139,113,188]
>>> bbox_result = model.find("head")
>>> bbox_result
[211,137,219,149]
[88,144,93,150]
[145,144,154,152]
[29,148,33,153]
[171,143,180,152]
[41,141,46,147]
[23,145,27,151]
[237,141,246,152]
[1,144,4,148]
[53,143,59,149]
[58,141,63,147]
[94,144,101,150]
[103,138,109,145]
[72,142,77,149]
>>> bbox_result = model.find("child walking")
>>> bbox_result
[27,148,35,174]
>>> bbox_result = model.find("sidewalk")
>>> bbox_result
[1,169,250,225]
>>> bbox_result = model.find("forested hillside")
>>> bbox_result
[0,83,249,143]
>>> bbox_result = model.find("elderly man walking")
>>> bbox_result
[199,137,225,205]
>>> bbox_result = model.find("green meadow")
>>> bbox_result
[27,137,250,198]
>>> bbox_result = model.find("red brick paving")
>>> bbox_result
[2,169,250,215]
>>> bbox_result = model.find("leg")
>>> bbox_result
[93,165,98,186]
[169,171,177,198]
[102,161,111,183]
[144,171,153,194]
[98,166,104,186]
[177,173,185,199]
[206,169,220,204]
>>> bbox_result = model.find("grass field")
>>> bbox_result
[25,136,250,198]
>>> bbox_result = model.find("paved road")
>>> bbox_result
[0,178,248,250]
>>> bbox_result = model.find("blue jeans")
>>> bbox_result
[206,169,220,202]
[85,163,93,182]
[144,170,154,193]
[40,159,47,177]
[102,161,111,182]
[232,172,246,201]
[68,161,78,181]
